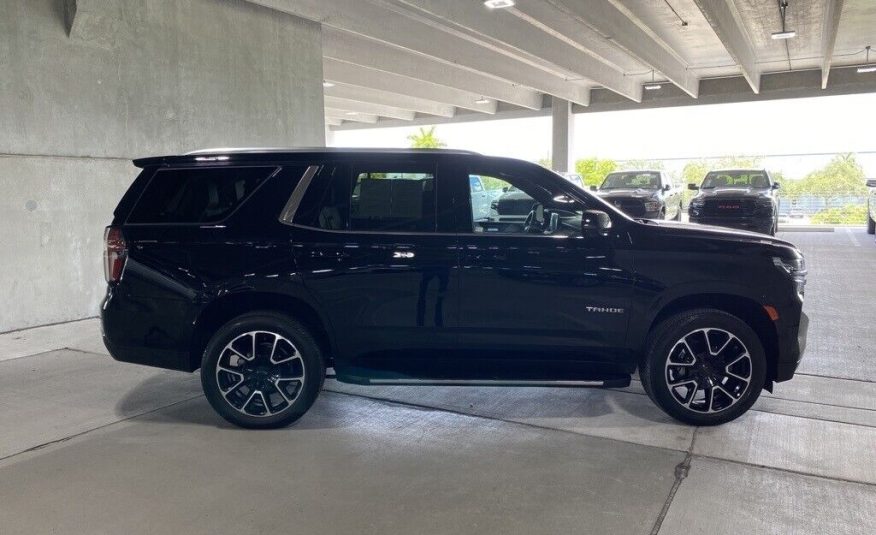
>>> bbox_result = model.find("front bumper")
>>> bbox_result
[775,310,808,382]
[689,216,773,234]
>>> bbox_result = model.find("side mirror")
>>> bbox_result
[590,185,598,192]
[663,184,671,192]
[772,182,781,189]
[866,179,876,188]
[582,210,612,236]
[688,183,700,191]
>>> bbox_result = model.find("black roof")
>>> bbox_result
[133,147,481,168]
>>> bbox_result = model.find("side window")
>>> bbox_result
[468,170,585,236]
[293,165,352,230]
[350,169,436,232]
[128,166,277,224]
[469,176,484,192]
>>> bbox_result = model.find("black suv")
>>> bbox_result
[688,169,780,235]
[102,149,808,429]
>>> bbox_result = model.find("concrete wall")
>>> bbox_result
[0,0,325,331]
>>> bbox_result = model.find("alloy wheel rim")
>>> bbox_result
[664,328,752,414]
[215,330,305,417]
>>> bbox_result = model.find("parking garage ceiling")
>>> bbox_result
[247,0,876,129]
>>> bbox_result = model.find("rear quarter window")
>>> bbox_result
[127,166,278,224]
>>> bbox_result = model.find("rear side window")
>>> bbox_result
[351,169,436,232]
[128,166,277,224]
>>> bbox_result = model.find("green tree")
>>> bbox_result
[788,153,867,198]
[574,157,617,187]
[407,126,446,148]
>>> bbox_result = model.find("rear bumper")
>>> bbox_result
[775,310,808,382]
[101,286,195,372]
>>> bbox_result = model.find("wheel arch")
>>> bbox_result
[188,291,334,372]
[641,293,779,385]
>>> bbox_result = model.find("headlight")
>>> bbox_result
[773,256,807,298]
[644,201,661,212]
[690,199,704,208]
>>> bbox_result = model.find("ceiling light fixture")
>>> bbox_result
[771,1,796,40]
[858,46,876,73]
[771,30,796,40]
[475,97,492,104]
[322,81,335,88]
[484,0,515,9]
[643,70,662,91]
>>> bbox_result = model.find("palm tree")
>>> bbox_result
[407,126,446,148]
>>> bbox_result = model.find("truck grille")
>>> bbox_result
[496,198,536,216]
[607,198,646,217]
[702,198,756,217]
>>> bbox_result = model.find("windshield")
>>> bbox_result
[601,172,660,190]
[701,171,770,189]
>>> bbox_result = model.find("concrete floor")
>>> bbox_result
[1,229,874,534]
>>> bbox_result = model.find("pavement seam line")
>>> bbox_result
[794,372,875,384]
[0,316,99,336]
[0,394,204,465]
[325,388,876,488]
[649,428,697,535]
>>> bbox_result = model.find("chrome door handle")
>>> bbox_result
[392,251,415,259]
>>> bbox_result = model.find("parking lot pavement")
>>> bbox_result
[779,228,876,382]
[0,229,873,534]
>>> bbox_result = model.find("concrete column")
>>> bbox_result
[551,96,574,173]
[0,0,325,331]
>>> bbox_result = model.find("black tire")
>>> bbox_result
[867,210,875,235]
[641,308,766,426]
[201,311,325,429]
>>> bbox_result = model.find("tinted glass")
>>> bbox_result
[601,172,660,190]
[467,169,585,236]
[350,170,436,232]
[128,167,276,223]
[701,171,770,189]
[294,165,352,230]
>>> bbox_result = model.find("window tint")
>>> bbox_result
[601,172,661,190]
[467,170,585,236]
[701,171,769,189]
[293,165,352,230]
[128,167,276,223]
[350,170,436,232]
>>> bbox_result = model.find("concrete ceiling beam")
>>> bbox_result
[692,0,761,93]
[820,0,845,89]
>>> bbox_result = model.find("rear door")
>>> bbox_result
[289,157,460,374]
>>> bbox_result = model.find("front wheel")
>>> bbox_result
[867,209,875,234]
[201,312,325,429]
[641,309,766,426]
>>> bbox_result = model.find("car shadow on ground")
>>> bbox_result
[115,373,673,430]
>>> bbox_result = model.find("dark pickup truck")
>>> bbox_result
[592,170,683,221]
[101,149,808,429]
[688,169,780,235]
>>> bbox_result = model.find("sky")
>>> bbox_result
[331,93,876,180]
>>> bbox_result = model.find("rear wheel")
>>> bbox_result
[867,205,875,234]
[641,309,766,426]
[201,311,325,429]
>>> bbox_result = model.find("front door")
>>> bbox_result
[452,160,635,368]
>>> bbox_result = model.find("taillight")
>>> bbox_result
[104,226,127,283]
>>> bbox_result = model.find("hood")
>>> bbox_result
[598,188,658,199]
[497,190,533,201]
[641,219,792,247]
[696,187,771,199]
